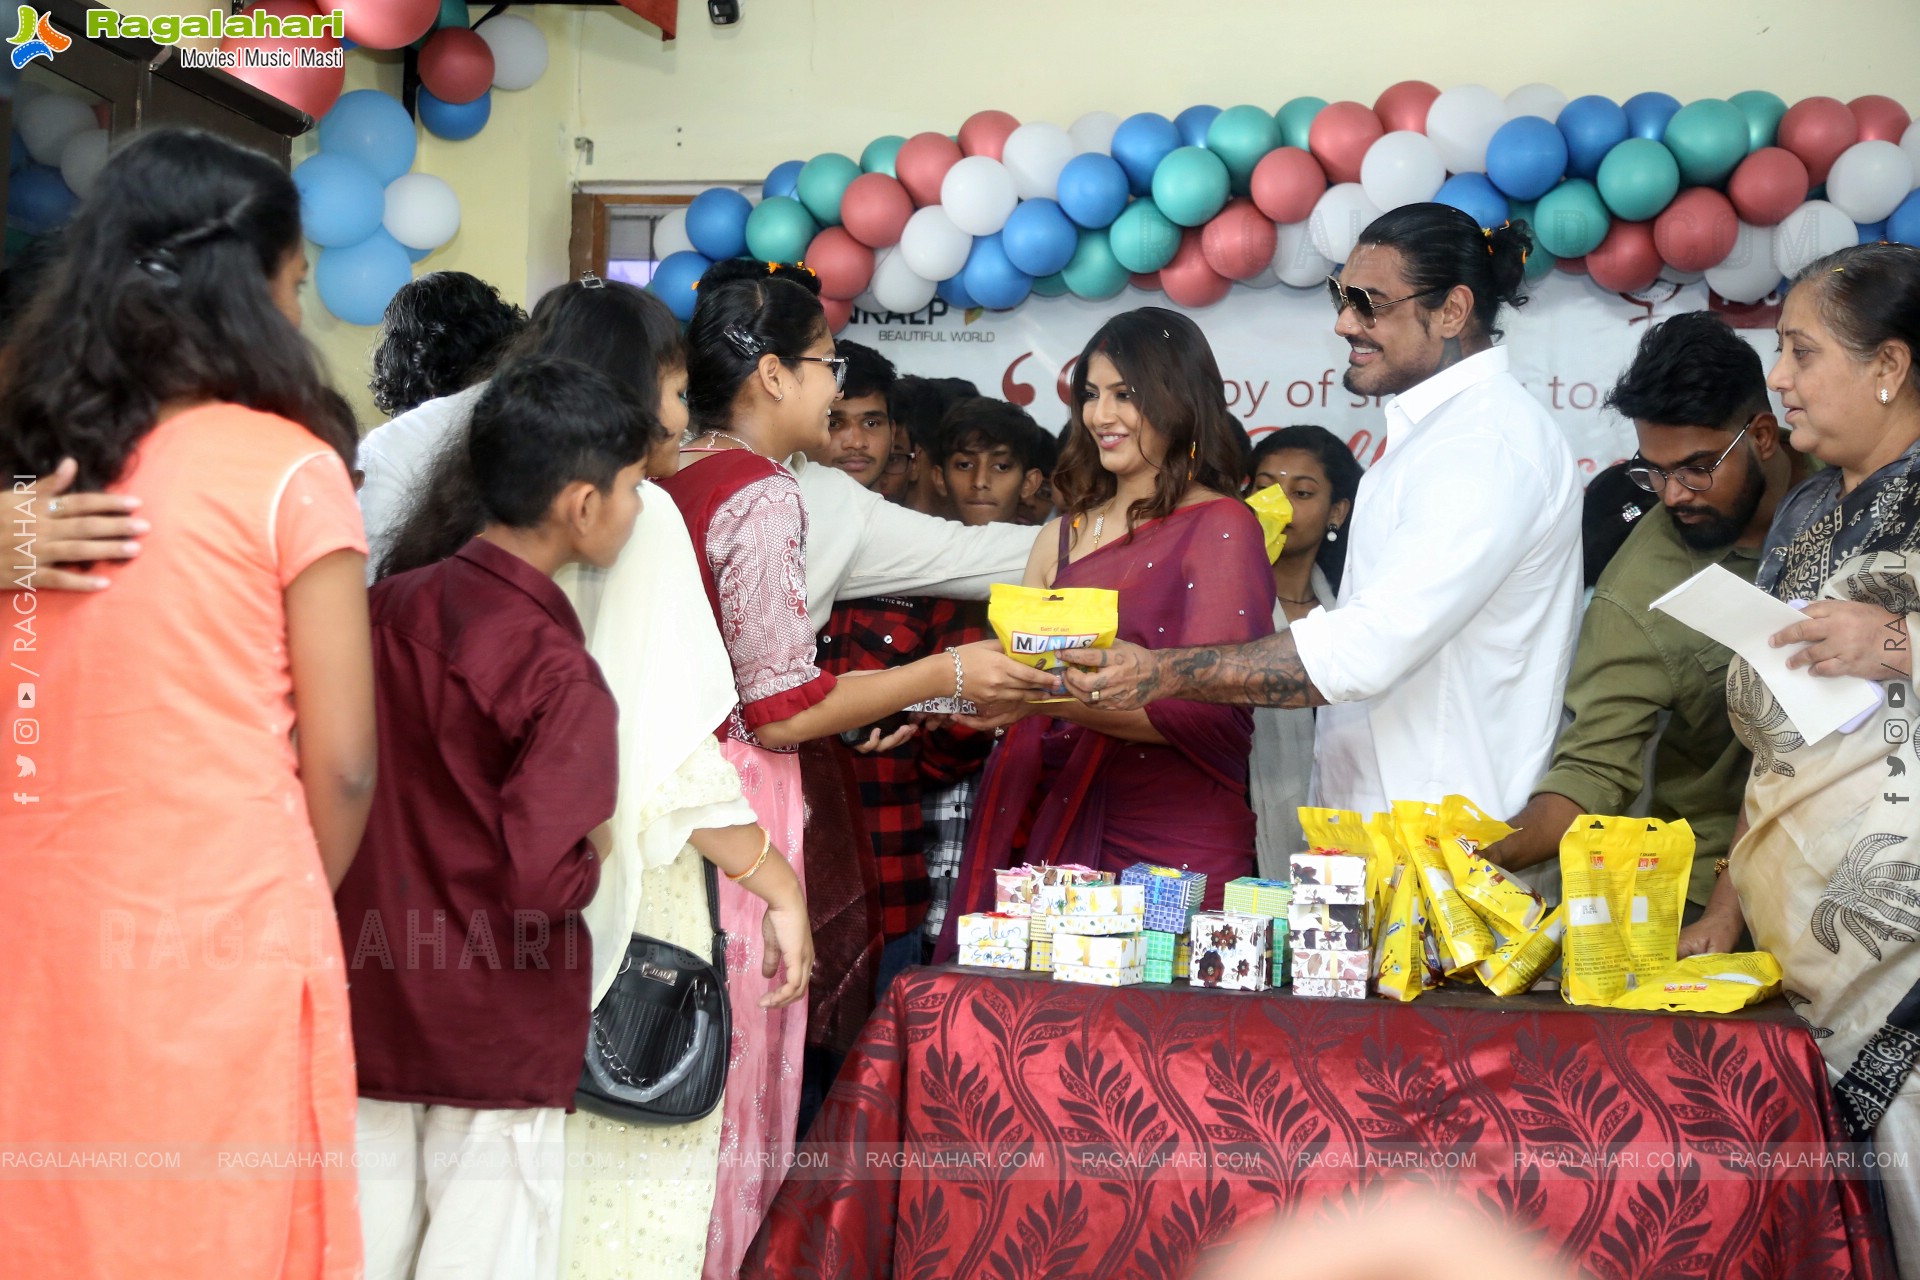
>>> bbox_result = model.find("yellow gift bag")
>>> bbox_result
[988,584,1119,704]
[1608,952,1784,1013]
[1247,484,1293,564]
[1393,800,1496,974]
[1559,815,1695,1007]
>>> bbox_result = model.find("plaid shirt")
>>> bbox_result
[918,601,993,946]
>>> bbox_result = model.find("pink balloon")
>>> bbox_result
[221,1,343,119]
[1307,101,1384,186]
[822,296,853,333]
[1160,229,1231,307]
[1374,80,1441,135]
[840,173,913,249]
[1727,147,1809,227]
[1200,199,1277,281]
[1249,147,1327,224]
[1130,271,1162,292]
[1777,96,1859,185]
[1586,219,1662,294]
[895,132,963,208]
[1849,94,1912,144]
[418,28,495,106]
[1555,254,1588,275]
[1653,188,1739,272]
[805,226,876,301]
[958,110,1020,161]
[338,0,437,50]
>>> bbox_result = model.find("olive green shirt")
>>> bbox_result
[1534,505,1759,906]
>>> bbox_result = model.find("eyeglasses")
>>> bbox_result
[791,355,848,390]
[1627,421,1753,494]
[1325,276,1447,327]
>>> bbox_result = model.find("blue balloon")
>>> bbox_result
[317,90,416,184]
[1056,152,1130,229]
[649,249,713,322]
[417,88,490,142]
[1557,95,1628,181]
[1435,173,1510,231]
[686,187,753,261]
[1485,116,1569,202]
[1000,198,1078,277]
[340,36,357,51]
[1888,189,1920,247]
[763,159,804,200]
[315,229,413,327]
[961,232,1033,310]
[6,163,73,234]
[1858,219,1890,244]
[1111,112,1179,196]
[1623,92,1681,143]
[936,272,977,310]
[292,153,384,248]
[1174,105,1221,149]
[406,244,433,263]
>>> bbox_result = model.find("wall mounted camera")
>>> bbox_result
[709,0,740,23]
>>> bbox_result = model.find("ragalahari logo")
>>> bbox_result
[9,7,71,69]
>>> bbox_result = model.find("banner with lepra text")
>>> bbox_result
[844,272,1780,477]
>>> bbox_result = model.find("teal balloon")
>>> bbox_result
[1596,138,1680,220]
[1108,201,1180,273]
[744,196,819,263]
[1032,271,1069,298]
[1508,199,1557,280]
[435,0,469,28]
[1275,96,1327,151]
[1150,146,1230,227]
[1533,178,1610,258]
[1062,227,1130,299]
[1729,90,1788,153]
[1206,104,1281,192]
[796,152,861,226]
[860,135,906,178]
[1662,99,1749,187]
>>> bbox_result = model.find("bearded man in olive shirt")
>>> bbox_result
[1486,312,1806,912]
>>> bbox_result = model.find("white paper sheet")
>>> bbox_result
[1650,564,1883,744]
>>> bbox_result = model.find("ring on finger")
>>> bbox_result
[1090,688,1102,704]
[46,498,60,517]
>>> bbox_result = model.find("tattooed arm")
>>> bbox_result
[1059,631,1328,711]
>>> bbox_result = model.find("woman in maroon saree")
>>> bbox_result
[937,309,1274,958]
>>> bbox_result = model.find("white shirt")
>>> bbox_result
[353,384,488,582]
[1289,346,1582,818]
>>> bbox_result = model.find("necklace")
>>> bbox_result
[1276,592,1317,606]
[691,429,751,451]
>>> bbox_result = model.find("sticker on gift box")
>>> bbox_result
[1188,912,1270,991]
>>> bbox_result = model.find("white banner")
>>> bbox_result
[844,272,1781,477]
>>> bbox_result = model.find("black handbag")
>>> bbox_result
[575,858,730,1125]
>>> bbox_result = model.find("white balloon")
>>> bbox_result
[477,14,548,92]
[1902,119,1920,185]
[1505,83,1568,123]
[18,93,94,166]
[1069,110,1121,156]
[1425,84,1509,174]
[940,155,1017,236]
[870,243,938,313]
[1307,183,1384,266]
[1240,264,1280,289]
[1000,122,1075,201]
[1271,219,1334,288]
[1359,130,1445,211]
[898,205,972,281]
[1705,221,1778,303]
[383,173,461,251]
[1772,200,1857,278]
[1826,140,1914,224]
[58,129,109,199]
[653,207,694,259]
[1658,264,1706,286]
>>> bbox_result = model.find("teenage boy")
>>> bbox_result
[930,396,1048,525]
[812,341,903,498]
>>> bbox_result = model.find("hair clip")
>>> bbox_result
[723,326,766,359]
[765,262,779,275]
[579,270,605,290]
[134,250,180,283]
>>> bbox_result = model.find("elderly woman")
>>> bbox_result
[1678,242,1920,1266]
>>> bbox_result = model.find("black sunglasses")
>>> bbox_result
[1325,276,1448,327]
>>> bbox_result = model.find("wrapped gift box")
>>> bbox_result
[993,869,1037,917]
[1288,853,1367,889]
[1064,882,1145,917]
[1174,934,1192,973]
[1292,947,1371,983]
[1143,956,1175,983]
[1028,909,1058,972]
[956,913,1030,949]
[1121,864,1210,933]
[1028,939,1054,972]
[1287,901,1371,952]
[957,942,1027,969]
[1053,962,1145,987]
[1143,930,1178,964]
[1293,976,1369,1000]
[1029,864,1112,916]
[1054,912,1145,936]
[1222,876,1295,918]
[1053,932,1144,970]
[1188,912,1270,991]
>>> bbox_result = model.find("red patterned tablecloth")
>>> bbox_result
[746,967,1894,1279]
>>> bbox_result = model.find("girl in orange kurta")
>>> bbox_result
[0,128,375,1279]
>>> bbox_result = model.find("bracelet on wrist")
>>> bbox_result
[945,646,965,702]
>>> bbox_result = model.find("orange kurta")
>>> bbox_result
[1,405,367,1278]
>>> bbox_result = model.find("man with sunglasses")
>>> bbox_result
[1054,203,1584,836]
[1485,312,1804,918]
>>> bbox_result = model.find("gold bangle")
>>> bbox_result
[726,830,771,883]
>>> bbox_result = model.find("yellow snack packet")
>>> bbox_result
[1393,800,1495,974]
[988,584,1119,704]
[1374,855,1431,1002]
[1559,815,1696,1008]
[1607,952,1784,1014]
[1478,905,1568,996]
[1437,795,1544,936]
[1247,483,1293,564]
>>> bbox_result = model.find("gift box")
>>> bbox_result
[1222,876,1295,919]
[1287,901,1371,952]
[1028,939,1054,972]
[1143,930,1178,964]
[1143,955,1175,983]
[1188,912,1270,991]
[956,913,1030,949]
[1293,976,1369,1000]
[1292,947,1371,983]
[1028,864,1113,915]
[1028,909,1057,972]
[1121,864,1210,933]
[1054,912,1145,936]
[1064,882,1145,917]
[993,869,1037,917]
[1053,962,1145,987]
[1174,934,1191,973]
[1289,854,1367,896]
[957,942,1027,969]
[1053,932,1145,970]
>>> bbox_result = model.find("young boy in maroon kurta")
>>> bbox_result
[335,357,658,1280]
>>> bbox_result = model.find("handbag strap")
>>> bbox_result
[704,855,727,977]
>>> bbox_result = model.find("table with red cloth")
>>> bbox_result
[746,967,1894,1279]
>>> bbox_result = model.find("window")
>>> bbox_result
[570,185,757,285]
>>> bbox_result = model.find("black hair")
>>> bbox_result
[937,397,1048,473]
[466,355,653,529]
[835,339,895,402]
[1354,202,1532,342]
[1604,310,1769,429]
[889,374,979,451]
[0,127,355,488]
[369,271,528,417]
[1797,242,1920,392]
[1250,425,1366,590]
[685,258,827,432]
[0,229,65,347]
